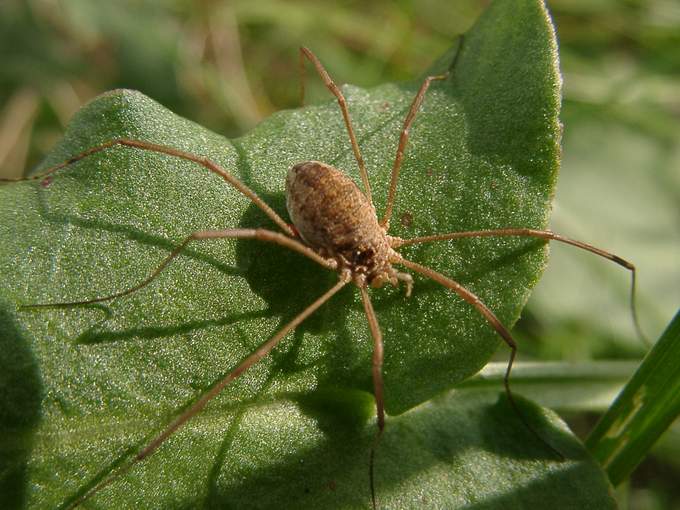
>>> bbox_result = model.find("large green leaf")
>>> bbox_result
[0,0,606,508]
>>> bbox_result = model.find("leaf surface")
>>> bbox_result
[0,1,614,508]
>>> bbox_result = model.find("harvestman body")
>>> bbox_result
[1,46,644,508]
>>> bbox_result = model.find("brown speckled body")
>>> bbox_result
[286,161,398,288]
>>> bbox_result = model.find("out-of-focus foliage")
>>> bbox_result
[0,0,678,508]
[0,0,484,175]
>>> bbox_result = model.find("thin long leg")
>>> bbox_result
[66,276,350,509]
[380,73,447,230]
[393,228,647,344]
[22,228,337,309]
[299,47,373,206]
[359,287,384,510]
[0,138,295,237]
[395,256,564,460]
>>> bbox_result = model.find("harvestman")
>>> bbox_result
[1,46,645,508]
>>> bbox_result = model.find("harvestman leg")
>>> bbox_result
[0,138,295,237]
[381,73,448,229]
[374,67,647,464]
[394,229,647,343]
[299,47,373,206]
[3,133,352,507]
[66,276,350,509]
[359,287,385,509]
[387,230,645,459]
[395,256,564,459]
[22,228,337,309]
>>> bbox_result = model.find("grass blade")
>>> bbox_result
[586,310,680,485]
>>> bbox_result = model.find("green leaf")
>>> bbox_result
[586,310,680,486]
[0,0,606,507]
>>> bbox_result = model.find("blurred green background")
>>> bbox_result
[1,0,678,508]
